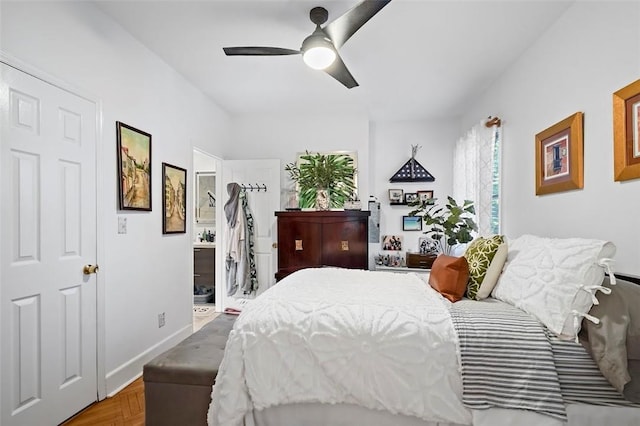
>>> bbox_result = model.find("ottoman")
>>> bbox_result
[143,314,236,426]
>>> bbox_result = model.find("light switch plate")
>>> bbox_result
[118,216,127,234]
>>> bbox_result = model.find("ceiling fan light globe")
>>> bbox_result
[303,46,336,70]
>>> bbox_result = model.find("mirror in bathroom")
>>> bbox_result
[196,171,216,224]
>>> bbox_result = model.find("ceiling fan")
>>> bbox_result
[223,0,392,89]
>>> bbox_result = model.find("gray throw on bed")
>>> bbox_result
[449,299,639,421]
[450,299,567,420]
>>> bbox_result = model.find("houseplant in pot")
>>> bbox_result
[408,196,477,255]
[285,151,357,210]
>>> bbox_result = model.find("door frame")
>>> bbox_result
[0,51,107,400]
[192,147,224,312]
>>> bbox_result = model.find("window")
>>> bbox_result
[452,121,501,236]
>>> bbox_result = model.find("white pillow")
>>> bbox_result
[475,242,508,300]
[491,234,616,340]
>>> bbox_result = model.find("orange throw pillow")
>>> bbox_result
[428,255,470,302]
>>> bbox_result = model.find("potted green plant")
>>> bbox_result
[285,151,356,210]
[408,196,477,255]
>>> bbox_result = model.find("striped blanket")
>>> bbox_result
[450,299,639,421]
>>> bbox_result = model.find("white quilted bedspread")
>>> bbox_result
[207,267,471,426]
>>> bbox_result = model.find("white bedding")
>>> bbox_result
[207,267,471,426]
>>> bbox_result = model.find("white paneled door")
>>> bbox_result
[220,159,280,307]
[0,63,98,425]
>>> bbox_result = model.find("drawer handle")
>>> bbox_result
[341,241,349,251]
[194,274,201,277]
[295,240,303,251]
[194,249,201,252]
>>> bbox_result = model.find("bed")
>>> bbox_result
[207,235,640,426]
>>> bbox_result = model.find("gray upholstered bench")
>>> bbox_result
[143,314,236,426]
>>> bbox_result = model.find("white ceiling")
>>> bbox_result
[95,0,573,121]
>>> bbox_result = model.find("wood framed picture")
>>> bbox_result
[116,121,152,210]
[388,188,403,204]
[162,162,187,234]
[417,190,434,202]
[613,78,640,182]
[402,215,422,231]
[404,192,418,204]
[535,112,583,195]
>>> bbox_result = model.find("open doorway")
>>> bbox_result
[192,148,222,330]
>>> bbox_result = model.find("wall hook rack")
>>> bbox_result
[240,183,268,192]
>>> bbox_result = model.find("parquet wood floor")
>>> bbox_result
[60,377,144,426]
[60,312,218,425]
[62,377,144,426]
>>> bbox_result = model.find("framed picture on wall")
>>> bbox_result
[162,162,187,234]
[382,235,403,251]
[116,121,152,210]
[402,215,422,231]
[404,192,418,204]
[388,189,403,204]
[196,172,216,224]
[535,112,583,195]
[417,190,434,202]
[613,78,640,182]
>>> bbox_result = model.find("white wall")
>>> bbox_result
[460,1,640,275]
[228,115,458,267]
[1,1,231,394]
[228,113,370,208]
[369,120,459,263]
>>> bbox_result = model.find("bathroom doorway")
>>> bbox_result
[192,149,222,323]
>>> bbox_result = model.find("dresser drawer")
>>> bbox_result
[406,253,436,269]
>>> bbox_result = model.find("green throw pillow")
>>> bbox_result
[464,235,505,300]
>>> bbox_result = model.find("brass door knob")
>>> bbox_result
[83,264,99,275]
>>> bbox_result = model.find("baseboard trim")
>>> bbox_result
[105,324,192,396]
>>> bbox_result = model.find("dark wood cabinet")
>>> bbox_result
[275,210,370,281]
[194,246,215,302]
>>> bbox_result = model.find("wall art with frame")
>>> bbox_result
[535,112,583,195]
[613,78,640,182]
[388,188,403,204]
[162,162,187,234]
[417,190,434,202]
[382,235,403,251]
[404,192,418,204]
[402,215,422,231]
[116,121,152,210]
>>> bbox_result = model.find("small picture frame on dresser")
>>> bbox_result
[388,189,403,204]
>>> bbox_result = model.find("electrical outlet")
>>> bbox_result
[158,312,165,328]
[118,216,127,234]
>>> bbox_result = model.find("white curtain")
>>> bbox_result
[452,120,501,236]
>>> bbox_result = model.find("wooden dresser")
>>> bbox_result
[275,210,370,281]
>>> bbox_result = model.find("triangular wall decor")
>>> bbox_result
[389,158,435,182]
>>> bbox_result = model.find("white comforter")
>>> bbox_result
[207,267,472,426]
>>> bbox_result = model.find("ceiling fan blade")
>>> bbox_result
[324,53,358,89]
[223,47,300,56]
[324,0,392,49]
